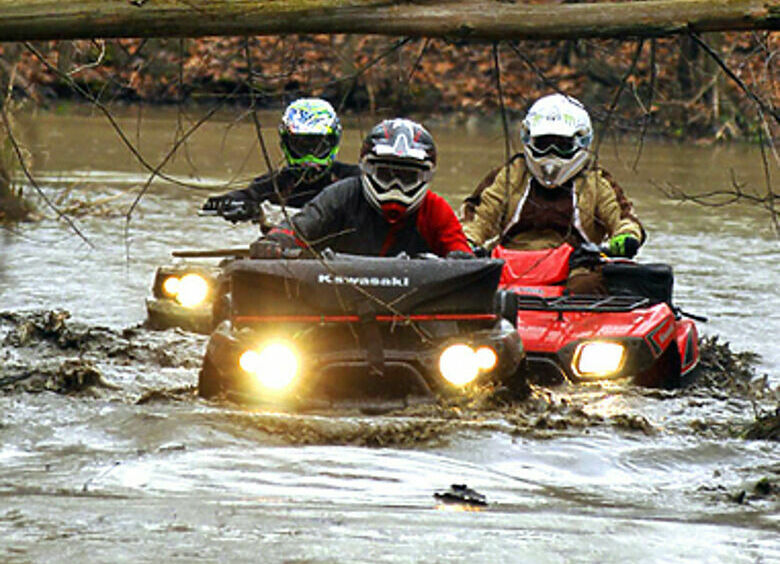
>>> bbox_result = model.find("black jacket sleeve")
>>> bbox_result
[227,162,360,206]
[226,170,286,203]
[269,178,360,247]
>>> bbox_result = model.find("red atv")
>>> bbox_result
[493,243,701,388]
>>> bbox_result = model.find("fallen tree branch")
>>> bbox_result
[0,0,776,42]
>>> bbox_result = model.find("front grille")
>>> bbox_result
[306,361,434,401]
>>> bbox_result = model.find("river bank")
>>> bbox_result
[3,32,777,141]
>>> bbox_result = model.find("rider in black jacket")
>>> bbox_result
[251,119,473,259]
[201,98,359,222]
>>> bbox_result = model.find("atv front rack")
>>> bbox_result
[515,293,651,313]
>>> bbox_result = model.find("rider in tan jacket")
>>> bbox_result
[461,94,645,293]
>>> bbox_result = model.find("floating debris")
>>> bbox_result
[434,484,488,507]
[729,476,779,505]
[743,408,780,441]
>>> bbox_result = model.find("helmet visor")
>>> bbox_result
[285,134,337,159]
[528,135,580,158]
[363,160,433,194]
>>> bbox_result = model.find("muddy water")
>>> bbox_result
[1,107,778,562]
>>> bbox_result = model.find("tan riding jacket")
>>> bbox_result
[461,158,645,250]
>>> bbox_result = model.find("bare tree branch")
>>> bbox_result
[689,31,780,125]
[24,41,217,192]
[632,38,656,171]
[1,76,93,247]
[592,39,645,161]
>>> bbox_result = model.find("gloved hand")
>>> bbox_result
[446,250,475,260]
[469,243,489,258]
[250,232,300,259]
[250,239,284,259]
[607,234,641,258]
[202,195,254,223]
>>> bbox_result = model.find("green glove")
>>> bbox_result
[608,234,640,258]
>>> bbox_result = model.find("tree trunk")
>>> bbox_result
[0,0,776,42]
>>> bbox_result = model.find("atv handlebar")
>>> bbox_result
[199,199,260,223]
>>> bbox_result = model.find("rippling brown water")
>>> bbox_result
[1,107,777,563]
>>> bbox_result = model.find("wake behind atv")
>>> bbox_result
[199,253,525,408]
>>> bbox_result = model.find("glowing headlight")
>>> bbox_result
[439,344,480,387]
[239,342,299,390]
[162,276,180,297]
[573,341,626,377]
[475,346,498,372]
[175,273,209,308]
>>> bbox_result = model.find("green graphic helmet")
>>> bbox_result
[279,98,342,171]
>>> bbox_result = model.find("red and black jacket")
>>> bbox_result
[267,177,472,257]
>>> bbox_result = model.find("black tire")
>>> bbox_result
[210,280,231,331]
[634,344,681,389]
[507,357,531,399]
[197,356,223,399]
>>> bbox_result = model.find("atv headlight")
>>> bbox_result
[161,276,180,297]
[573,341,626,377]
[475,346,498,372]
[240,342,299,390]
[175,273,209,308]
[439,344,479,387]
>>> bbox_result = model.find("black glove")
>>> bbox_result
[469,244,489,258]
[202,196,254,223]
[447,250,475,260]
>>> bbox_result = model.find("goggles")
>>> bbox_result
[284,134,337,159]
[527,135,584,158]
[362,159,433,194]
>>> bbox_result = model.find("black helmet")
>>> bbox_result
[359,118,436,221]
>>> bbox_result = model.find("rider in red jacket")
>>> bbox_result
[252,118,472,259]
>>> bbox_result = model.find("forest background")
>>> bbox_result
[2,31,777,140]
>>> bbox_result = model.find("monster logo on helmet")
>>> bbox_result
[279,98,343,172]
[520,94,593,189]
[359,118,437,222]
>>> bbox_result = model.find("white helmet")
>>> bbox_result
[520,94,593,188]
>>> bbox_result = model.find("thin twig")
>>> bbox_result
[1,98,93,247]
[632,39,656,171]
[493,42,514,216]
[23,42,213,192]
[690,31,779,125]
[593,39,645,162]
[507,41,563,99]
[493,43,513,164]
[67,39,106,77]
[756,109,779,235]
